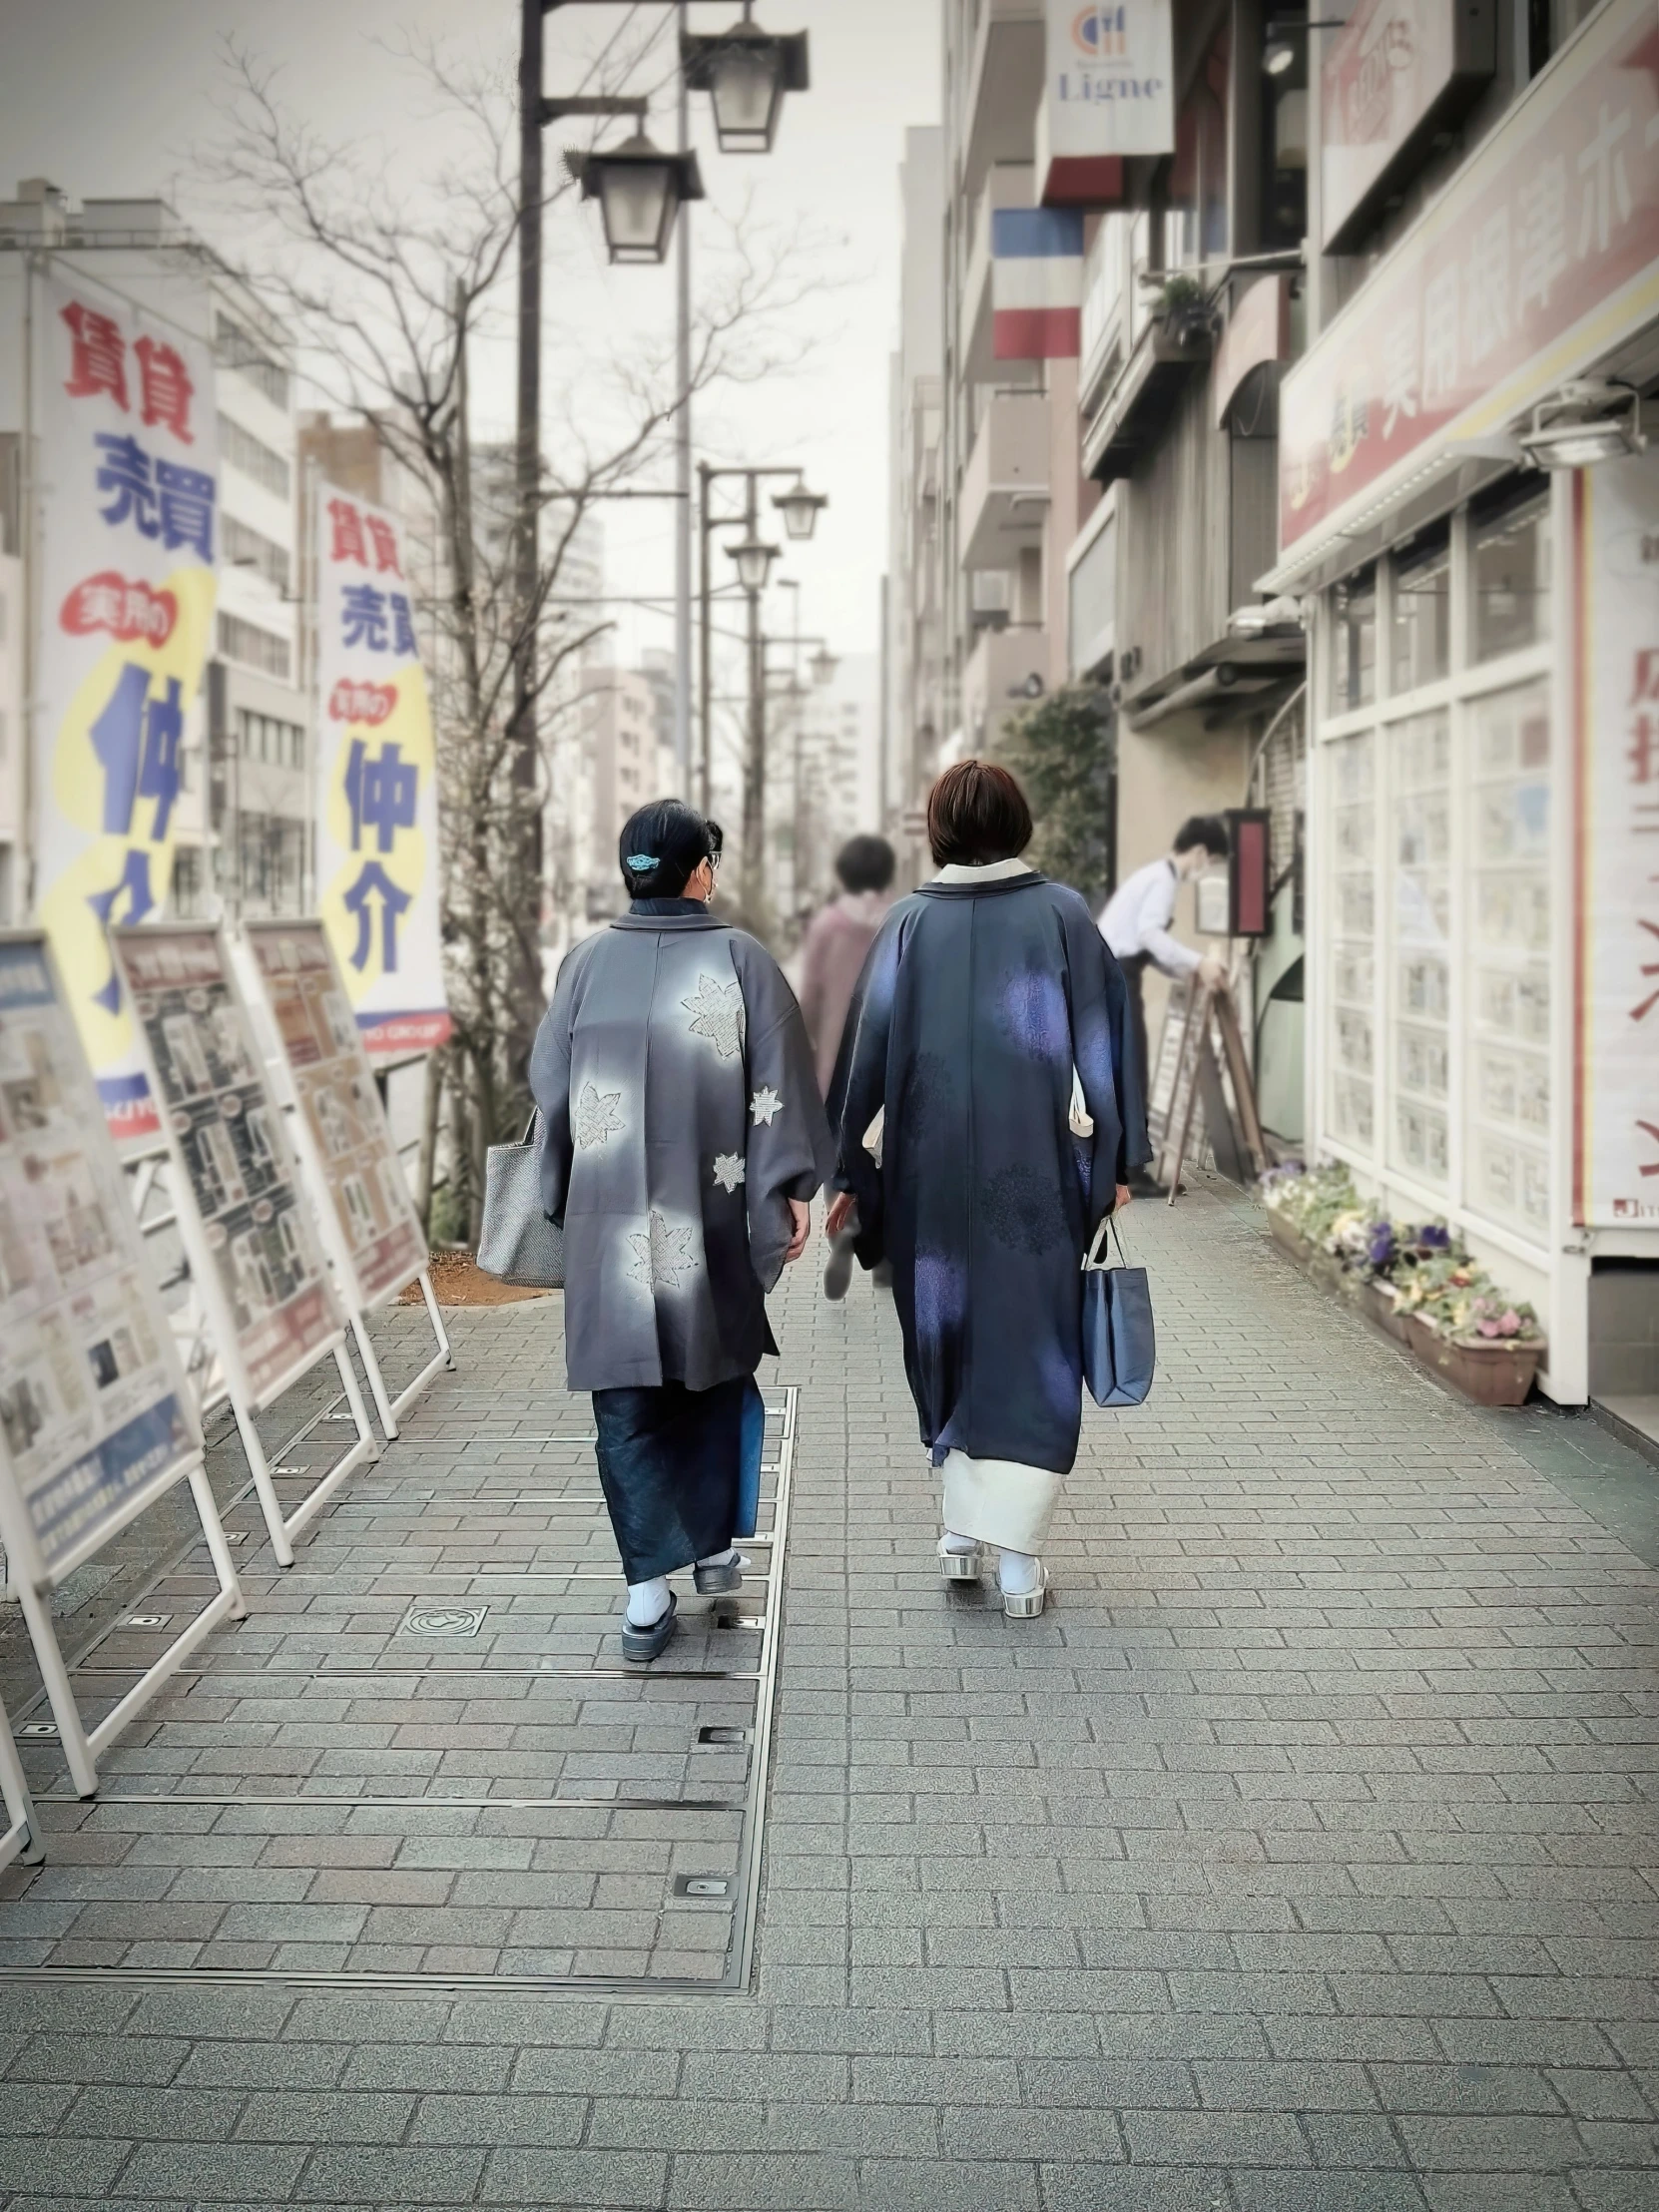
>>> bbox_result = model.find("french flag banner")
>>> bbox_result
[991,208,1084,361]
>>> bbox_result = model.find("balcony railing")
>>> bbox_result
[958,390,1049,572]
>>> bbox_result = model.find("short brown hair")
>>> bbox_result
[926,760,1033,867]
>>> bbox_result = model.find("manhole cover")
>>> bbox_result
[401,1604,487,1638]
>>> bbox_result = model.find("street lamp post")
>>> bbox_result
[696,462,827,830]
[510,0,808,1067]
[770,584,836,921]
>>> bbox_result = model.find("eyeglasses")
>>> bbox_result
[707,848,722,871]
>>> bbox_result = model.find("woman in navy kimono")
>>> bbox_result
[531,802,834,1661]
[826,761,1148,1616]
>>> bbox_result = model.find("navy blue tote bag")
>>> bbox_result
[1081,1213,1155,1408]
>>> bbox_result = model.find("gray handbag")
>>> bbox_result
[1081,1211,1155,1407]
[477,1111,565,1288]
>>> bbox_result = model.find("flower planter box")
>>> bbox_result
[1403,1315,1543,1406]
[1307,1251,1348,1300]
[1360,1280,1409,1344]
[1267,1211,1313,1266]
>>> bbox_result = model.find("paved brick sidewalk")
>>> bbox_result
[1,1186,1656,2209]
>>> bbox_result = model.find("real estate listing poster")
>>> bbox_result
[0,932,200,1582]
[244,920,427,1309]
[111,925,341,1407]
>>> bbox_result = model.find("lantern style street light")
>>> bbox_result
[682,7,811,155]
[567,133,706,266]
[773,480,829,541]
[809,644,837,687]
[728,537,781,594]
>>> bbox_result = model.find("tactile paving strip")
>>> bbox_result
[0,1317,795,1996]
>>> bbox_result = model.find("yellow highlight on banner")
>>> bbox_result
[38,563,216,1078]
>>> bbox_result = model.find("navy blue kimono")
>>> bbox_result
[828,871,1148,1477]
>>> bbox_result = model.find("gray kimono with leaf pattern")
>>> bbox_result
[530,908,834,1393]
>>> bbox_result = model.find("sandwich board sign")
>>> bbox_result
[110,923,376,1567]
[0,929,243,1797]
[240,919,450,1437]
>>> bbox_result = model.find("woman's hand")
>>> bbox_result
[784,1199,813,1263]
[824,1191,856,1240]
[1114,1183,1133,1214]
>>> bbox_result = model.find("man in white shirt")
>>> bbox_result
[1099,815,1230,1194]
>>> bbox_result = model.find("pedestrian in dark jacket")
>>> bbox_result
[825,761,1148,1616]
[531,801,834,1661]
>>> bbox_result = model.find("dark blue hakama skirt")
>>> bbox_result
[591,1375,765,1583]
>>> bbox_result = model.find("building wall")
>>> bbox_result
[886,124,946,865]
[0,551,19,921]
[585,667,664,918]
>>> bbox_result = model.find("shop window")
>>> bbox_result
[1164,26,1230,272]
[1388,713,1451,1189]
[1261,4,1309,252]
[171,846,205,919]
[1528,0,1601,77]
[1391,529,1450,693]
[1327,731,1376,1150]
[1466,681,1551,1240]
[1472,487,1551,663]
[1330,569,1377,713]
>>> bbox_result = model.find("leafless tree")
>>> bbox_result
[195,34,825,1235]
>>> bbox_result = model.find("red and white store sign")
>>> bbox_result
[1279,2,1659,560]
[1576,450,1659,1226]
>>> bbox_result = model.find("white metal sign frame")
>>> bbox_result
[238,920,452,1440]
[110,924,376,1570]
[0,930,246,1798]
[0,1692,43,1871]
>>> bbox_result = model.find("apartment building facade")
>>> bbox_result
[1267,0,1659,1410]
[893,2,1656,1410]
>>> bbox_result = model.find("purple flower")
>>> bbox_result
[1416,1223,1451,1251]
[1367,1222,1395,1270]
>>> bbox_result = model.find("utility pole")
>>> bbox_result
[741,470,766,925]
[509,0,546,1089]
[698,459,714,818]
[674,0,693,777]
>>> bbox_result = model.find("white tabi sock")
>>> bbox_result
[697,1546,743,1569]
[940,1530,978,1555]
[997,1549,1041,1596]
[626,1575,671,1628]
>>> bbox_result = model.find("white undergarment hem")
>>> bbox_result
[940,1448,1061,1555]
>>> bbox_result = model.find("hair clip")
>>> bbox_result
[625,853,659,873]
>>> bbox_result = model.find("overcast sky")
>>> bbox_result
[0,0,942,665]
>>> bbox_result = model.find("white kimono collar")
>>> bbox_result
[930,857,1034,884]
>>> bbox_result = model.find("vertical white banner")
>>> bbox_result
[1579,453,1659,1225]
[33,273,219,1142]
[1039,1,1175,206]
[313,486,449,1058]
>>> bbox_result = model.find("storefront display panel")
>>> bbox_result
[1389,712,1451,1191]
[1327,730,1377,1153]
[1466,679,1551,1243]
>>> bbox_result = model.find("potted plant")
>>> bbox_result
[1154,274,1213,348]
[1393,1261,1545,1406]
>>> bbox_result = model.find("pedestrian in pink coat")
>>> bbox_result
[798,835,896,1299]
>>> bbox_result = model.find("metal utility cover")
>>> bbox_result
[673,1875,730,1899]
[400,1604,487,1638]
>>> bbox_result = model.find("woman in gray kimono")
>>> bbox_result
[825,761,1148,1618]
[531,802,834,1662]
